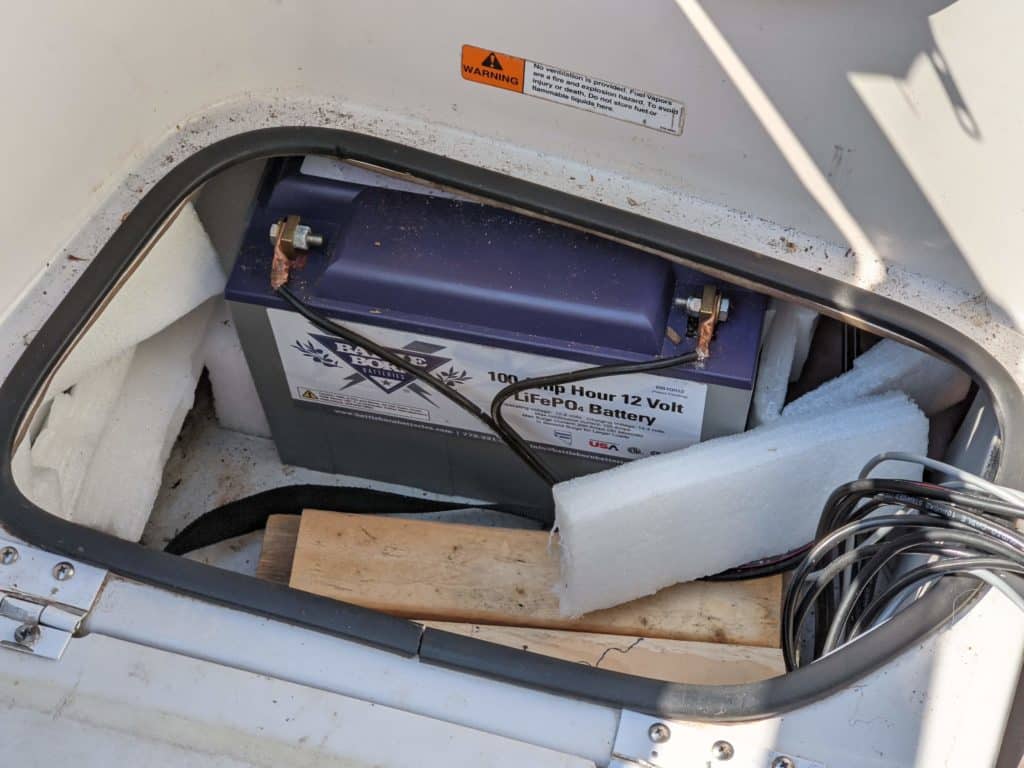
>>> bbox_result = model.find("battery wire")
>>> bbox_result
[277,283,702,488]
[488,351,701,482]
[277,284,557,485]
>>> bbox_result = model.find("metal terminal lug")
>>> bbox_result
[677,291,729,322]
[268,221,324,250]
[269,215,323,290]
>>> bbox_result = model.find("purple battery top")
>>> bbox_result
[321,188,673,355]
[225,161,765,389]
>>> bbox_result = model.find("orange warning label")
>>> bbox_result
[460,44,686,134]
[460,45,525,93]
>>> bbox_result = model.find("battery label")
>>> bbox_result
[269,309,707,462]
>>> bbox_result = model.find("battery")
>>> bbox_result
[225,157,766,506]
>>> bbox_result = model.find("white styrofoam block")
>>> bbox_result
[788,304,819,382]
[72,301,214,540]
[554,392,928,617]
[783,338,971,419]
[750,301,820,426]
[202,301,271,438]
[31,349,135,516]
[47,203,225,396]
[750,302,797,426]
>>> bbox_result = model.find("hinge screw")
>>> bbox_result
[711,740,735,760]
[648,722,671,743]
[13,623,40,649]
[0,546,18,565]
[771,757,796,768]
[53,562,75,581]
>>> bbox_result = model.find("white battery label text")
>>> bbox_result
[269,309,707,461]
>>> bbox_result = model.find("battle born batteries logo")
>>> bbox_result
[292,333,472,404]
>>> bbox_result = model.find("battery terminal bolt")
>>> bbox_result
[269,215,324,290]
[679,285,727,360]
[677,293,729,322]
[268,221,324,250]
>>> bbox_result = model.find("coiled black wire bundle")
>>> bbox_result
[783,452,1024,671]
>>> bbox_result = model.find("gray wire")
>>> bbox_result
[817,452,1024,661]
[859,452,1024,507]
[870,568,1024,628]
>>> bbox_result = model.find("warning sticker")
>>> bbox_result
[269,308,707,462]
[460,45,526,93]
[460,44,684,134]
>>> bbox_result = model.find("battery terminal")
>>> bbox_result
[269,215,324,290]
[678,285,726,360]
[676,288,730,323]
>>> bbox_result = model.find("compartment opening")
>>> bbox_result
[5,135,1016,715]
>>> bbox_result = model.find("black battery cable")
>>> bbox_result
[277,282,703,488]
[487,350,701,485]
[277,283,558,486]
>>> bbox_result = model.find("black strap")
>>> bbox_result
[163,484,551,555]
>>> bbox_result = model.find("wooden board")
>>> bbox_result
[288,509,781,647]
[421,622,784,684]
[256,514,785,682]
[256,514,301,583]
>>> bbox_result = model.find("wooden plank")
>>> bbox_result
[289,509,781,647]
[255,514,301,583]
[256,517,785,680]
[421,622,785,685]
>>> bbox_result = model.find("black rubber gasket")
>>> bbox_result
[1,127,1020,718]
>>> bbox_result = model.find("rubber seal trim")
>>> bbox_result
[0,127,1020,718]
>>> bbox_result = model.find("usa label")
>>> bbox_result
[269,309,707,462]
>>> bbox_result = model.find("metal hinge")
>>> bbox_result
[610,710,824,768]
[0,537,106,660]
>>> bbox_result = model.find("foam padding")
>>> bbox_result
[47,204,225,397]
[31,350,135,516]
[71,301,214,540]
[554,392,928,617]
[783,339,970,419]
[202,300,271,438]
[750,301,818,426]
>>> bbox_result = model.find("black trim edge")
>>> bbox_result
[1,127,1020,719]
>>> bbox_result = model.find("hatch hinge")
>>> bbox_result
[610,710,825,768]
[0,537,106,660]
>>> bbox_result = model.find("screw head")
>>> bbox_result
[711,740,735,760]
[648,722,671,744]
[52,562,75,581]
[0,546,18,565]
[13,623,40,649]
[771,757,796,768]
